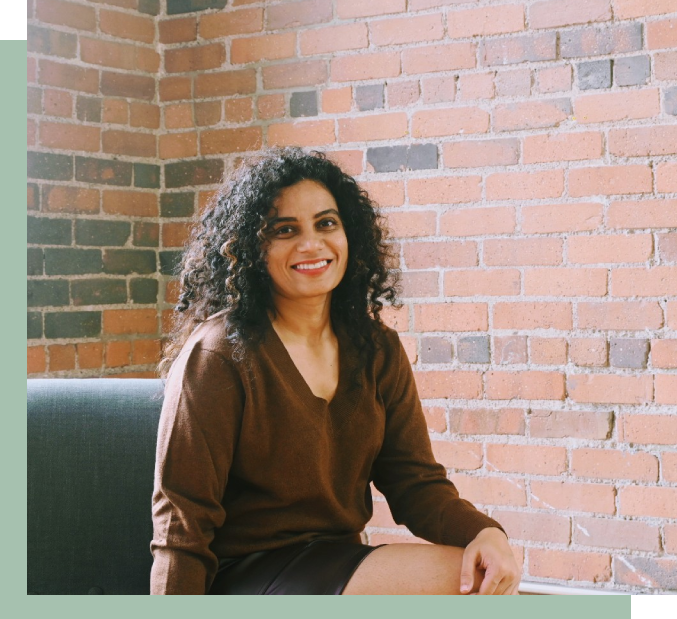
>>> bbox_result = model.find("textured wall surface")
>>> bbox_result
[27,0,676,592]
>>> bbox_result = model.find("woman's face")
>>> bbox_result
[264,179,348,304]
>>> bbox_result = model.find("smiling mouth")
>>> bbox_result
[291,259,332,271]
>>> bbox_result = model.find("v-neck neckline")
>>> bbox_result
[265,314,347,411]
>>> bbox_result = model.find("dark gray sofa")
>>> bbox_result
[27,379,164,595]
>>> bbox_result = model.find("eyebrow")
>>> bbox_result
[268,208,340,225]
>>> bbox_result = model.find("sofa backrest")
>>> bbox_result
[27,379,164,595]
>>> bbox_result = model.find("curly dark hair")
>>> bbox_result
[159,147,400,380]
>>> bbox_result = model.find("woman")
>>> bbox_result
[151,148,520,595]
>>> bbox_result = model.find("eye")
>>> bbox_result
[317,218,339,230]
[273,225,295,237]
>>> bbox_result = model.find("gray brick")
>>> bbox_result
[615,55,650,87]
[28,88,41,114]
[138,0,160,15]
[134,163,160,189]
[664,87,677,116]
[495,70,531,97]
[578,60,611,90]
[355,84,385,111]
[28,312,42,340]
[75,220,131,246]
[131,278,159,304]
[610,338,649,369]
[160,251,183,275]
[27,216,71,245]
[28,248,43,276]
[75,156,132,186]
[290,91,318,117]
[167,0,226,15]
[421,337,453,363]
[28,280,70,307]
[457,336,490,364]
[103,250,156,275]
[45,311,101,339]
[71,279,127,306]
[482,32,557,66]
[28,24,77,58]
[45,248,103,275]
[367,144,438,173]
[561,23,642,59]
[76,96,102,123]
[28,152,73,181]
[133,222,160,247]
[28,183,39,210]
[161,192,195,217]
[165,159,223,189]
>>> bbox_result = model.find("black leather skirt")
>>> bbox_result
[208,539,383,595]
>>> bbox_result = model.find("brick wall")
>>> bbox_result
[28,0,677,592]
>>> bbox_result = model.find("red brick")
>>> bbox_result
[443,139,518,169]
[402,43,476,74]
[164,103,193,129]
[448,408,525,436]
[529,549,610,583]
[484,238,562,267]
[388,80,420,107]
[44,185,99,214]
[336,0,406,19]
[338,113,407,142]
[35,0,96,31]
[368,532,423,545]
[567,234,652,264]
[400,336,417,364]
[647,17,677,49]
[262,61,327,90]
[608,199,677,230]
[232,33,295,64]
[130,102,160,130]
[102,130,156,158]
[444,269,520,297]
[485,372,565,402]
[39,59,99,94]
[103,309,157,335]
[431,440,483,470]
[369,500,405,530]
[495,68,531,97]
[523,132,603,164]
[529,338,568,365]
[408,176,482,205]
[300,23,367,56]
[162,222,191,248]
[655,51,677,80]
[400,271,438,298]
[450,474,527,508]
[101,99,127,124]
[160,132,198,160]
[412,108,489,138]
[359,180,404,208]
[664,453,677,484]
[440,206,515,237]
[482,32,557,66]
[326,150,363,176]
[331,52,400,82]
[320,87,352,114]
[40,122,100,153]
[493,335,528,365]
[574,89,660,123]
[199,8,262,39]
[570,165,652,197]
[530,0,611,29]
[420,76,456,104]
[614,0,677,18]
[525,267,607,297]
[43,89,72,118]
[620,414,677,446]
[77,342,103,370]
[106,341,131,368]
[486,170,564,201]
[159,17,197,44]
[380,305,408,333]
[193,101,221,127]
[619,486,677,519]
[665,524,677,554]
[493,510,570,544]
[28,57,36,84]
[100,9,155,44]
[371,14,444,46]
[522,203,602,234]
[258,94,286,120]
[569,338,607,367]
[568,374,653,405]
[611,266,677,297]
[414,371,483,399]
[615,557,677,590]
[577,301,664,330]
[423,406,446,433]
[651,340,677,369]
[414,303,488,332]
[403,241,477,269]
[81,38,159,72]
[132,339,162,366]
[655,374,677,405]
[100,70,156,103]
[535,65,572,94]
[659,233,677,263]
[267,0,332,29]
[494,302,572,330]
[669,301,677,329]
[384,211,436,239]
[493,99,570,132]
[159,76,191,102]
[194,69,256,98]
[166,43,225,73]
[609,125,677,158]
[530,409,611,440]
[200,127,262,154]
[448,5,525,38]
[48,344,75,372]
[224,98,253,123]
[267,120,335,147]
[531,481,615,514]
[457,72,495,101]
[103,190,157,217]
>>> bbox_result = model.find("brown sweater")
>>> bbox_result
[150,311,504,595]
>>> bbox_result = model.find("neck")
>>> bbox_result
[269,293,333,346]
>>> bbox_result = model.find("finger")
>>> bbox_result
[511,583,521,595]
[493,578,512,596]
[477,567,501,596]
[459,546,479,594]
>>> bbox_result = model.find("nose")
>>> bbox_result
[296,229,324,252]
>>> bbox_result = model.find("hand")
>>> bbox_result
[459,527,521,595]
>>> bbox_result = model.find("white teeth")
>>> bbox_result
[294,260,328,270]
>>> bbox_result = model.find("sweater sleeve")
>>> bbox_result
[150,345,245,595]
[371,332,505,548]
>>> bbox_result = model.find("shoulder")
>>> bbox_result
[372,321,406,378]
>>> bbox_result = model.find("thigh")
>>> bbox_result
[342,543,482,595]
